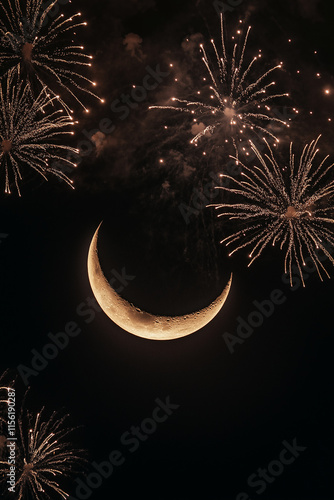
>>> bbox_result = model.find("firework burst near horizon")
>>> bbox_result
[0,379,85,500]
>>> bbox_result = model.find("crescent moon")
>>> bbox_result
[87,224,232,341]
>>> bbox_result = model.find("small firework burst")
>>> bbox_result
[0,0,104,113]
[0,376,86,500]
[14,409,85,500]
[0,71,79,195]
[150,13,290,150]
[212,136,334,286]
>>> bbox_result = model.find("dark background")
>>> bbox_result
[0,0,333,499]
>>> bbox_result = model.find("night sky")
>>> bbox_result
[0,0,333,499]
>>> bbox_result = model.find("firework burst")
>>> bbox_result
[0,0,104,113]
[17,410,84,499]
[212,136,334,286]
[0,379,86,500]
[0,71,80,195]
[0,409,85,500]
[150,13,290,150]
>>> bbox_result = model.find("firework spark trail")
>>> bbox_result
[211,136,334,287]
[0,70,80,195]
[149,13,290,149]
[0,0,104,113]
